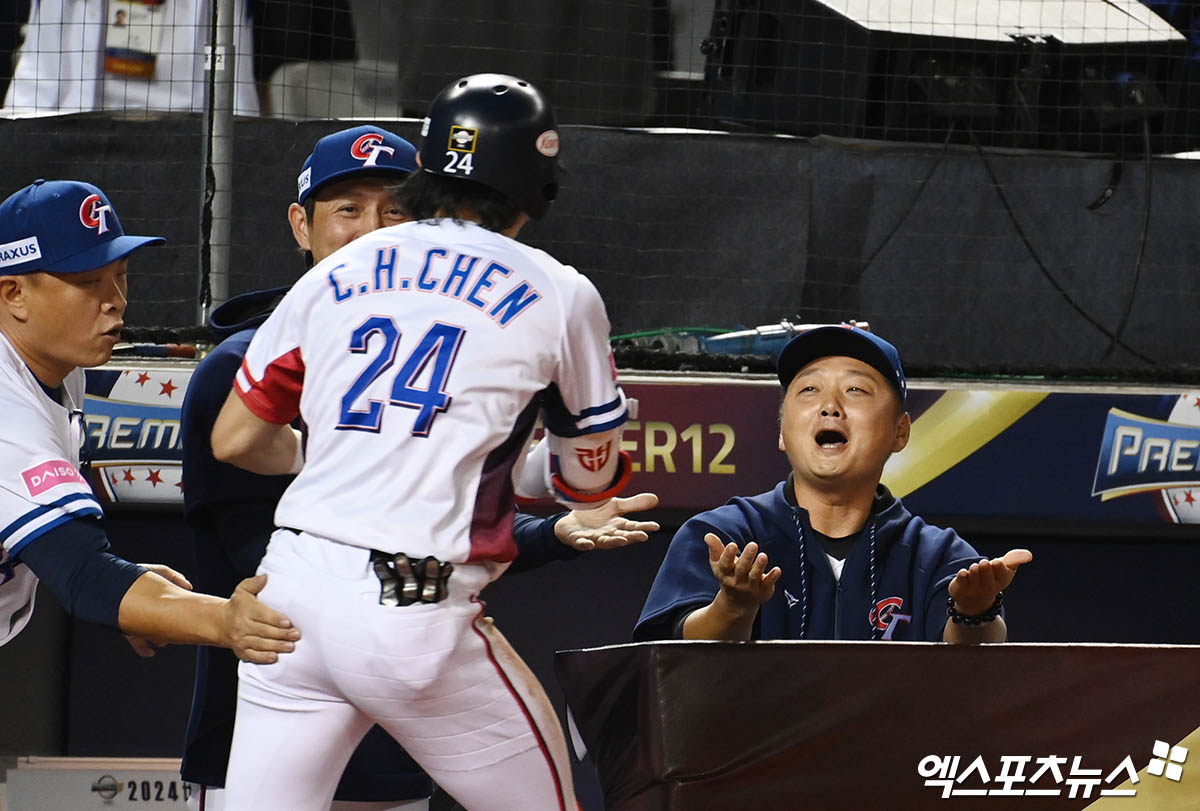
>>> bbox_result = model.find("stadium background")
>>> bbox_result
[0,1,1199,808]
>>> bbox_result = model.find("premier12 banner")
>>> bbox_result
[83,364,1200,526]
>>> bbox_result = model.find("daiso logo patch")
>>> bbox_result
[22,460,86,496]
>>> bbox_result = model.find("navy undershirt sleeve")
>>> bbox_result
[509,511,580,574]
[16,518,147,630]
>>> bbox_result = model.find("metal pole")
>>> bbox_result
[199,0,235,323]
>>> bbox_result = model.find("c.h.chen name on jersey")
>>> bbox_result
[326,246,542,328]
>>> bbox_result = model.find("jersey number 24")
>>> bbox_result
[337,316,465,436]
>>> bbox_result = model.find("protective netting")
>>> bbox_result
[0,1,1197,379]
[3,2,1193,142]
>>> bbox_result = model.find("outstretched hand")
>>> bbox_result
[221,574,301,664]
[948,548,1033,616]
[554,492,660,551]
[704,533,782,612]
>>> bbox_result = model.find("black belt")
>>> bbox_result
[369,551,454,607]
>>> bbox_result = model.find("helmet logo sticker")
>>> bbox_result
[448,127,478,153]
[536,130,559,157]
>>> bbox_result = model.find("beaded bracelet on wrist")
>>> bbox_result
[946,592,1004,625]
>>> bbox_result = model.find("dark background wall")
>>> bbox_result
[0,116,1196,378]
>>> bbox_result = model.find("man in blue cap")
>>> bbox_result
[0,179,300,661]
[180,125,658,809]
[635,325,1032,644]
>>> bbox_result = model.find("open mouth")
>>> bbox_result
[815,429,848,449]
[102,325,123,340]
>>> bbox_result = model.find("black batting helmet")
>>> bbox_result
[418,74,560,220]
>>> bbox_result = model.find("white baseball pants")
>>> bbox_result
[223,529,576,811]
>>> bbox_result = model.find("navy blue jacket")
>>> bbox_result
[634,480,985,642]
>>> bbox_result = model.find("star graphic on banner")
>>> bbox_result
[159,379,177,398]
[1174,495,1180,506]
[146,469,163,487]
[175,479,185,492]
[1186,491,1196,506]
[136,372,151,386]
[1194,396,1200,409]
[110,472,119,485]
[123,469,136,483]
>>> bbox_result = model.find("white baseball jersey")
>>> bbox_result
[2,0,258,117]
[0,330,102,647]
[235,219,627,563]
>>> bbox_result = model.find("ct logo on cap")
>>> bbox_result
[79,194,112,235]
[350,133,396,167]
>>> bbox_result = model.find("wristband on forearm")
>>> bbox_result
[946,592,1004,625]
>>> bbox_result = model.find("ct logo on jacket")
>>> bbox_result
[870,596,912,639]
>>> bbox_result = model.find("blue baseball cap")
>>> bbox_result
[0,179,164,275]
[297,125,418,204]
[776,325,907,404]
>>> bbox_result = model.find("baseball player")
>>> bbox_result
[189,113,652,809]
[635,326,1031,644]
[181,126,434,811]
[213,73,629,810]
[0,179,298,662]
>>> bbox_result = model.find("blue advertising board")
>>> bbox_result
[83,363,1200,526]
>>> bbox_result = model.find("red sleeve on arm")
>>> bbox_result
[235,349,305,425]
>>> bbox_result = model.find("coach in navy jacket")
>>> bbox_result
[635,326,1032,644]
